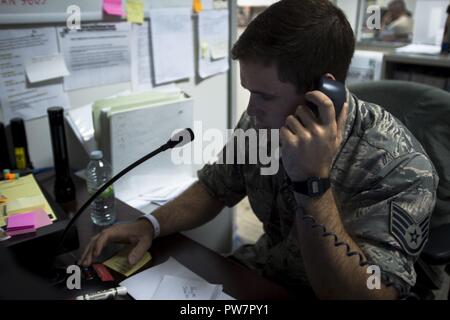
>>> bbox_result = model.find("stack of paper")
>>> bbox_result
[0,175,57,228]
[120,257,234,300]
[152,275,223,300]
[6,209,52,236]
[123,175,197,210]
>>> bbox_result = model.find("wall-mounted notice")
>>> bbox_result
[149,7,194,85]
[0,27,69,122]
[57,22,132,91]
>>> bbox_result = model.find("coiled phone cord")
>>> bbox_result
[294,205,395,289]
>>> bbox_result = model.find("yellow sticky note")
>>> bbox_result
[103,250,151,277]
[126,0,144,24]
[193,0,203,13]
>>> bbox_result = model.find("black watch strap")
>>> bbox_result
[291,177,330,197]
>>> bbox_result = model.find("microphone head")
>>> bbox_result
[168,128,195,148]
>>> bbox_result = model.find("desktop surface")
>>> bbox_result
[27,171,292,300]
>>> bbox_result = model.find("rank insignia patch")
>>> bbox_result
[390,202,430,256]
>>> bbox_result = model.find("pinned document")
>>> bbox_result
[198,10,229,79]
[58,23,132,91]
[130,21,153,91]
[126,0,144,24]
[24,53,69,84]
[149,7,195,84]
[103,0,124,17]
[0,28,69,122]
[103,250,152,277]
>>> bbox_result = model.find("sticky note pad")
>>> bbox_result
[34,209,53,229]
[126,0,144,24]
[103,250,151,277]
[7,211,37,236]
[103,0,124,17]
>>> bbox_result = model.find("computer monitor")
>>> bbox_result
[413,0,449,45]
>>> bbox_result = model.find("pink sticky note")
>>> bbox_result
[7,212,36,231]
[34,208,53,229]
[103,0,124,16]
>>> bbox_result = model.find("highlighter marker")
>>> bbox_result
[10,118,33,170]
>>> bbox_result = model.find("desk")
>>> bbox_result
[34,172,292,300]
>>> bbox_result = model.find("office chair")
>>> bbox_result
[349,80,450,300]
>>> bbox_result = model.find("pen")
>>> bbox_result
[75,286,127,300]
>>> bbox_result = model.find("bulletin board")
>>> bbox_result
[0,0,223,24]
[0,0,236,254]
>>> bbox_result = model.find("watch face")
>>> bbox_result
[307,177,324,197]
[310,180,320,194]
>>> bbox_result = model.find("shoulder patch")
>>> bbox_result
[390,202,430,256]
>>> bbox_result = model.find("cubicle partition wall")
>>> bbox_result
[0,0,238,254]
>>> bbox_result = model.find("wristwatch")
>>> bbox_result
[291,177,330,197]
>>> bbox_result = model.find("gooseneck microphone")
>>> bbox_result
[55,128,194,254]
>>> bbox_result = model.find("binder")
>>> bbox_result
[93,90,194,203]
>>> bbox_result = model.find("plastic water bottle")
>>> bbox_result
[86,150,116,226]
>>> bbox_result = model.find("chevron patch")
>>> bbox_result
[390,202,430,256]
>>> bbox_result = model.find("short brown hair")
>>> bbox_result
[231,0,355,91]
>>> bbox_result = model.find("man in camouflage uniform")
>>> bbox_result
[81,0,438,299]
[199,89,438,298]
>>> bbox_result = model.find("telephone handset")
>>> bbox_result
[306,76,346,119]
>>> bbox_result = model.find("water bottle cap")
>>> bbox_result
[90,150,103,160]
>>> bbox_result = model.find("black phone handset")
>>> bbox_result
[299,76,396,294]
[306,76,346,119]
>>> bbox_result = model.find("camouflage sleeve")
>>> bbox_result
[197,114,250,207]
[346,152,438,297]
[197,161,246,207]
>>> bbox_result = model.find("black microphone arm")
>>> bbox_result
[56,128,195,254]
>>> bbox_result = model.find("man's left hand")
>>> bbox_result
[280,91,349,182]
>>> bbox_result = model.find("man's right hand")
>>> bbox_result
[79,219,154,267]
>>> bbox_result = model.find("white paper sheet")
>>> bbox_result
[198,9,229,79]
[0,28,69,122]
[58,23,132,91]
[24,53,69,83]
[149,7,194,84]
[120,257,234,300]
[65,104,97,154]
[395,44,442,55]
[130,21,153,91]
[121,175,197,210]
[152,275,223,300]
